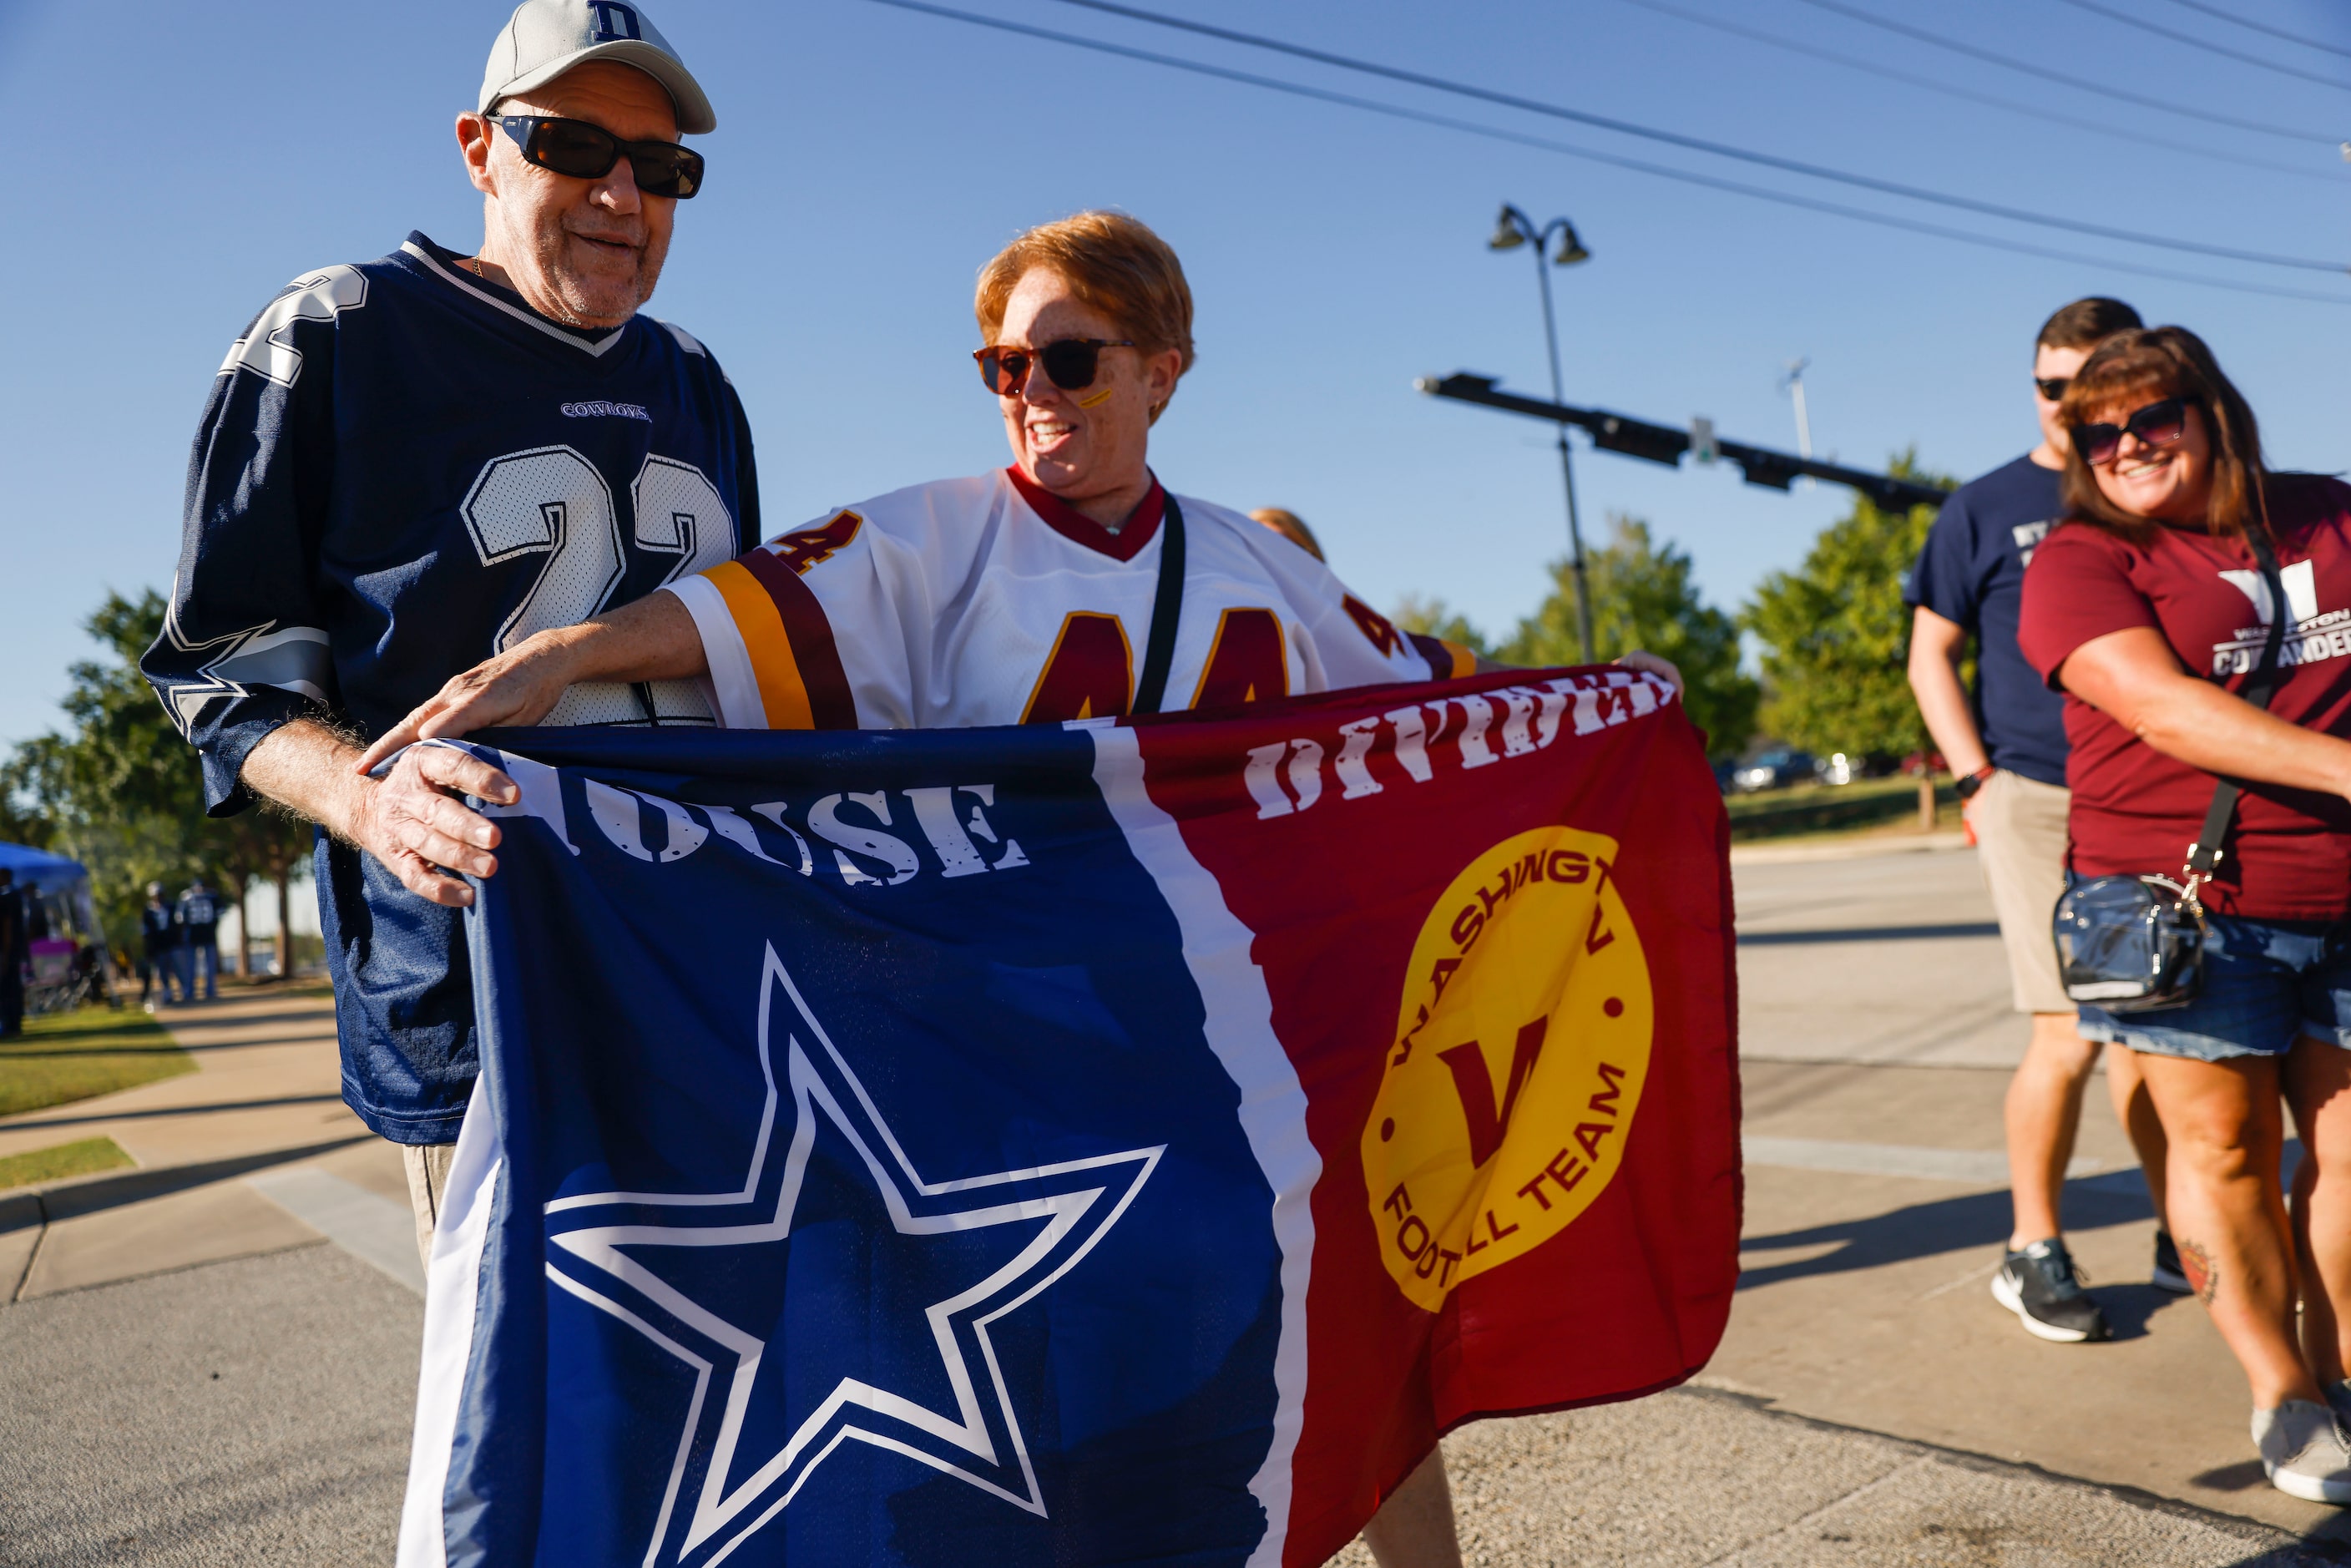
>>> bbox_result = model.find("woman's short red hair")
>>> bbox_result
[975,211,1196,423]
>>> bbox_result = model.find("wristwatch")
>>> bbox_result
[1954,766,1998,801]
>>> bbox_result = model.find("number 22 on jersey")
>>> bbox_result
[462,444,736,726]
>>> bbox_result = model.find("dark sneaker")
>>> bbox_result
[2151,1230,2194,1296]
[2255,1401,2351,1504]
[1990,1239,2111,1343]
[2326,1382,2351,1427]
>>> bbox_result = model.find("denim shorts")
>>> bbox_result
[2074,902,2351,1062]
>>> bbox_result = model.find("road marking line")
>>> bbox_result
[1744,1136,2105,1186]
[248,1166,422,1297]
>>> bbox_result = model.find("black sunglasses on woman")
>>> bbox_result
[973,339,1135,397]
[2072,395,2199,468]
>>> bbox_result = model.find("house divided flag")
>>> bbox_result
[397,665,1741,1568]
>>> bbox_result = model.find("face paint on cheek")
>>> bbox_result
[1077,386,1115,410]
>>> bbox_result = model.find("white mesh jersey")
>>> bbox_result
[662,468,1472,731]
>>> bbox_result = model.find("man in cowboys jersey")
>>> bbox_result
[139,0,748,1261]
[362,209,1681,1568]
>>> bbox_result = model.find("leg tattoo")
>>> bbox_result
[2179,1237,2219,1306]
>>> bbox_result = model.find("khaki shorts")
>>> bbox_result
[402,1141,459,1269]
[1973,769,2074,1014]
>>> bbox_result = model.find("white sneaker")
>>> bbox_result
[2253,1401,2351,1504]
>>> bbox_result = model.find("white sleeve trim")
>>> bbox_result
[662,579,763,730]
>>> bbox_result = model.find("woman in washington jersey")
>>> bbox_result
[361,212,1679,1565]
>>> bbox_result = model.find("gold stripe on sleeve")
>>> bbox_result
[705,559,817,731]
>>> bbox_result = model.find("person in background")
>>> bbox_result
[139,883,180,1011]
[1249,506,1325,562]
[177,878,222,1001]
[1908,296,2175,1345]
[0,870,23,1037]
[2020,325,2351,1502]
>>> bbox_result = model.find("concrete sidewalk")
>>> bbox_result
[0,987,415,1302]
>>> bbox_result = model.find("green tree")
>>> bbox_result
[1739,454,1951,761]
[2,591,311,968]
[1391,595,1493,656]
[1497,515,1760,760]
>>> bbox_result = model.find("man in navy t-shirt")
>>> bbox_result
[1907,296,2177,1346]
[141,0,746,1266]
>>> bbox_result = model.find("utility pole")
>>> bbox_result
[1489,204,1595,664]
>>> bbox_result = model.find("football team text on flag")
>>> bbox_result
[397,665,1741,1568]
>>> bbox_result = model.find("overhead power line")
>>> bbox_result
[1783,0,2343,146]
[1037,0,2350,275]
[2158,0,2351,63]
[864,0,2351,306]
[1609,0,2333,182]
[2050,0,2351,92]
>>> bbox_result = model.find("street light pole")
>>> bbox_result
[1490,203,1595,664]
[1782,357,1813,460]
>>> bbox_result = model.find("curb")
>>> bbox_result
[1731,831,1970,867]
[1672,1381,2351,1559]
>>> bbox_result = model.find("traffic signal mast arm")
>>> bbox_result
[1416,373,1951,513]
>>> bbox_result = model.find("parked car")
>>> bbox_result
[1731,749,1816,792]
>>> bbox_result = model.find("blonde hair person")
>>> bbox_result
[1249,508,1325,562]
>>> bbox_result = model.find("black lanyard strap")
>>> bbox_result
[1132,493,1186,716]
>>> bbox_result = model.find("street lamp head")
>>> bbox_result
[1488,203,1529,251]
[1551,221,1591,266]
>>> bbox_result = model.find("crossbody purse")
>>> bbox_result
[2051,531,2288,1013]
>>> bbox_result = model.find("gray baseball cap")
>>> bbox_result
[479,0,715,135]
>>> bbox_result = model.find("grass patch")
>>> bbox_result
[0,1003,195,1119]
[0,1135,135,1191]
[1726,777,1959,842]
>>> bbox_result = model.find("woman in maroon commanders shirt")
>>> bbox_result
[2019,326,2351,1503]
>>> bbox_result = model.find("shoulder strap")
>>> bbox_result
[1132,494,1186,716]
[2186,529,2288,879]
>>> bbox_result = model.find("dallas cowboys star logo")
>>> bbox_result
[152,575,332,736]
[543,944,1162,1565]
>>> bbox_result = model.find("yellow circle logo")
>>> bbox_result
[1360,828,1653,1312]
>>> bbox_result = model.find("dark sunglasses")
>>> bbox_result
[2072,395,2199,468]
[973,338,1135,397]
[493,115,703,199]
[2033,376,2070,402]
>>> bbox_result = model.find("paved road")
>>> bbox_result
[8,844,2351,1565]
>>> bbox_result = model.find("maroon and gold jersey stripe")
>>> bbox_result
[730,548,859,730]
[1408,631,1476,680]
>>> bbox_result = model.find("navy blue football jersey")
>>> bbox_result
[143,232,760,1142]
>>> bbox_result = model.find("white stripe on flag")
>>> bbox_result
[1086,723,1317,1568]
[398,1075,503,1568]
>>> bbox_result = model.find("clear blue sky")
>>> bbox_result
[3,0,2345,746]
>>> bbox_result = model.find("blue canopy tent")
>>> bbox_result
[0,842,88,898]
[0,842,109,1014]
